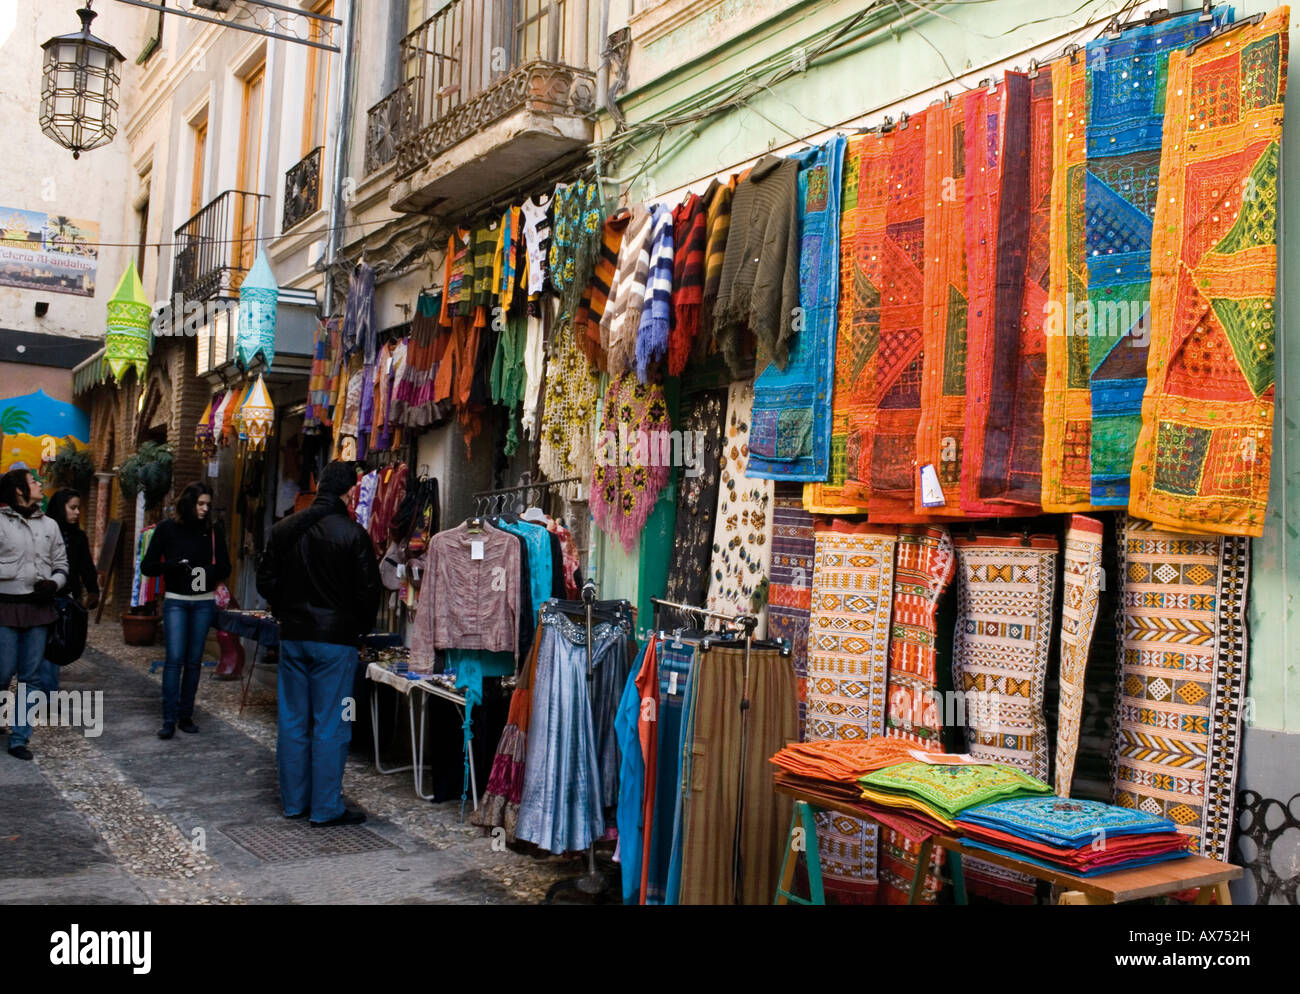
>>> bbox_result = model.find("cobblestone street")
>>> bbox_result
[0,625,576,904]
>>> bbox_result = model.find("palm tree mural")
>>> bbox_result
[0,405,32,468]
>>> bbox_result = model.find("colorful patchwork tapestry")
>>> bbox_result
[952,534,1058,779]
[880,524,955,903]
[750,136,845,481]
[705,381,774,636]
[970,71,1051,509]
[842,131,894,509]
[1130,10,1288,538]
[1055,515,1105,797]
[805,522,897,901]
[959,84,1012,516]
[1112,516,1250,861]
[860,761,1052,820]
[806,136,871,515]
[768,483,815,733]
[915,100,971,515]
[1042,53,1097,512]
[867,113,930,522]
[1084,10,1231,507]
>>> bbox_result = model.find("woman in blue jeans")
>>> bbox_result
[140,483,230,739]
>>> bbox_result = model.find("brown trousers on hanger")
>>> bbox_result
[678,645,797,905]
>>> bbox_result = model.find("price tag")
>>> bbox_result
[919,464,946,507]
[471,541,484,561]
[668,670,679,696]
[396,563,406,580]
[1099,567,1106,591]
[207,460,219,478]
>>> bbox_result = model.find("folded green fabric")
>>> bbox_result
[858,762,1052,819]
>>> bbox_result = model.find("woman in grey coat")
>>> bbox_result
[0,468,68,760]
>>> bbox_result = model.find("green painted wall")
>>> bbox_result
[596,0,1299,731]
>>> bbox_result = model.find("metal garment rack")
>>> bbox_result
[472,476,580,518]
[650,596,760,906]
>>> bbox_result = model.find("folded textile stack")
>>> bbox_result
[858,762,1053,825]
[770,736,949,782]
[954,797,1189,877]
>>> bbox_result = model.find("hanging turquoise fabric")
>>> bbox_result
[104,260,151,382]
[237,249,279,369]
[748,135,845,481]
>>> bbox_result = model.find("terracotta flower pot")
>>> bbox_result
[121,613,160,646]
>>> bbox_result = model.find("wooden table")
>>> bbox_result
[774,782,1241,906]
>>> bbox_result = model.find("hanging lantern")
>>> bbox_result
[237,375,275,451]
[228,380,254,443]
[218,382,248,446]
[40,3,125,159]
[195,394,218,458]
[104,259,150,381]
[237,250,278,370]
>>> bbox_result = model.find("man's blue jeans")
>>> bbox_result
[277,640,358,822]
[161,597,216,725]
[0,624,48,748]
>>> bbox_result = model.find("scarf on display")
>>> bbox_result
[749,136,845,482]
[865,113,928,522]
[1083,11,1233,508]
[704,381,774,634]
[669,190,707,375]
[589,373,671,552]
[766,482,815,733]
[342,261,376,364]
[713,155,802,378]
[1113,516,1250,861]
[578,210,629,371]
[602,205,655,379]
[805,137,871,515]
[393,292,451,429]
[1055,514,1104,797]
[522,192,552,297]
[636,204,675,382]
[305,317,337,430]
[441,228,472,321]
[1042,53,1095,512]
[804,520,897,903]
[549,179,604,323]
[660,389,727,631]
[1130,10,1286,538]
[538,321,602,485]
[700,173,738,345]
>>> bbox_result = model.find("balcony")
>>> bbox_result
[283,146,323,232]
[371,0,596,214]
[172,190,267,302]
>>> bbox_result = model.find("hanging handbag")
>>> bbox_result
[212,529,232,609]
[46,594,88,666]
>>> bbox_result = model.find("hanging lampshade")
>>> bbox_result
[237,249,278,370]
[40,3,125,159]
[219,382,250,446]
[104,259,150,381]
[237,375,275,451]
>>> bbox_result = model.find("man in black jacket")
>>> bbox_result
[257,461,381,826]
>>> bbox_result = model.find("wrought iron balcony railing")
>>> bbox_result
[283,146,323,232]
[365,0,595,177]
[172,190,267,302]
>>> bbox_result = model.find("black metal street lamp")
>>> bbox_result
[40,2,125,159]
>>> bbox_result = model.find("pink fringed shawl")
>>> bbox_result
[589,373,672,551]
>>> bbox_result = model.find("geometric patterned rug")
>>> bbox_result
[1055,514,1105,797]
[1112,516,1250,861]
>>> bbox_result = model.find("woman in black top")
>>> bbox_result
[40,489,101,694]
[140,482,231,739]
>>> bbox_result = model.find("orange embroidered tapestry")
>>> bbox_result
[1129,10,1289,537]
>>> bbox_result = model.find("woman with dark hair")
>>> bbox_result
[140,482,230,739]
[0,467,67,760]
[40,489,100,694]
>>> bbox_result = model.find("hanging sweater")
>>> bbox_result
[601,204,654,379]
[712,155,801,378]
[669,190,708,375]
[578,211,630,372]
[700,174,737,346]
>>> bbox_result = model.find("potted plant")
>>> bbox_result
[121,604,161,646]
[118,441,173,508]
[43,441,94,495]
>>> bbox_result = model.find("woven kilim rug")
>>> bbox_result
[1055,515,1105,797]
[805,523,897,902]
[768,483,815,734]
[1129,9,1288,538]
[879,524,956,904]
[952,533,1058,902]
[1112,516,1250,861]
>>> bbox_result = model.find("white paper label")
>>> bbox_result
[668,670,679,696]
[1099,568,1106,591]
[919,464,946,507]
[471,541,484,561]
[207,460,219,478]
[396,563,407,580]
